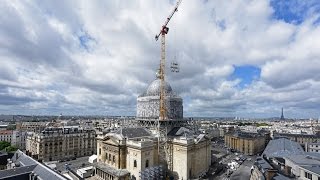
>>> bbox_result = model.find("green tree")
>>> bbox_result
[6,124,16,130]
[5,146,17,152]
[0,141,11,150]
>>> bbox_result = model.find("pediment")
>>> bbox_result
[102,135,122,145]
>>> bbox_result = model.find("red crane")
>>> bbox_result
[155,0,182,120]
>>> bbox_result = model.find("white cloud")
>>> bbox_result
[0,0,319,118]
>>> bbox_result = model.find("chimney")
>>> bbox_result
[265,169,277,180]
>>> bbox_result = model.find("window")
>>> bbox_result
[99,148,101,155]
[113,156,115,163]
[305,172,312,180]
[109,154,111,161]
[146,160,149,168]
[134,160,137,168]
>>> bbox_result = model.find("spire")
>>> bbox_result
[280,108,285,120]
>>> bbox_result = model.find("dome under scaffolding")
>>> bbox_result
[137,75,183,120]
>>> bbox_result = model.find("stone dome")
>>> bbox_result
[145,79,173,96]
[137,77,183,119]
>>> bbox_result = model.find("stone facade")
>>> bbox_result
[0,130,27,150]
[96,128,211,180]
[95,129,157,180]
[137,78,183,120]
[26,126,96,162]
[126,140,157,179]
[225,131,266,155]
[171,136,211,179]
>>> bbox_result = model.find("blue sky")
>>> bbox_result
[231,65,261,89]
[0,0,320,118]
[271,0,320,24]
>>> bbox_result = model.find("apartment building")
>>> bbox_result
[0,130,27,150]
[26,126,96,162]
[16,122,48,132]
[305,142,320,153]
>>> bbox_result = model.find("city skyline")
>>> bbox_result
[0,0,320,118]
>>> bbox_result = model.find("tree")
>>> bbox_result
[6,124,16,130]
[0,141,11,150]
[5,146,17,152]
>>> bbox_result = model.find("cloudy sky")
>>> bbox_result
[0,0,320,118]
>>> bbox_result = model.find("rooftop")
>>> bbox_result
[115,127,152,139]
[55,156,92,172]
[301,165,320,176]
[94,162,129,177]
[226,131,265,139]
[0,164,37,179]
[4,150,68,180]
[262,138,305,158]
[0,130,12,135]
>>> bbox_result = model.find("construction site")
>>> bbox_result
[94,0,212,179]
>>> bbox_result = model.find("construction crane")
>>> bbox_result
[155,0,182,121]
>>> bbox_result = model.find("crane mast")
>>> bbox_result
[155,0,182,121]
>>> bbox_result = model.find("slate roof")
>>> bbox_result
[272,173,291,180]
[262,138,305,158]
[301,165,320,176]
[3,150,68,180]
[0,164,36,179]
[167,127,191,137]
[115,127,151,139]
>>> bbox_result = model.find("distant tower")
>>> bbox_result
[280,108,285,120]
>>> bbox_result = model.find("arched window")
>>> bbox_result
[134,160,137,168]
[145,160,149,168]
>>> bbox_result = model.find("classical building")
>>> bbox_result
[95,127,211,180]
[136,75,183,120]
[94,76,211,180]
[95,128,156,180]
[26,126,96,162]
[224,131,267,155]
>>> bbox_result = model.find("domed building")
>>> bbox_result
[136,75,183,119]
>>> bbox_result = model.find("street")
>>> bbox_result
[209,140,256,180]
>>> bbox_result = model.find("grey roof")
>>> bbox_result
[285,154,320,166]
[275,132,320,138]
[115,127,151,138]
[167,127,191,137]
[55,156,91,172]
[7,150,68,180]
[272,173,291,180]
[254,157,273,172]
[139,79,180,97]
[32,164,68,180]
[11,150,38,166]
[301,165,320,175]
[228,131,265,139]
[0,164,36,179]
[94,162,129,177]
[262,138,305,158]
